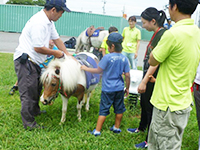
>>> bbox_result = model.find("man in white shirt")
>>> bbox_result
[14,0,71,130]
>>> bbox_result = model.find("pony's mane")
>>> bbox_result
[41,55,81,93]
[40,60,61,86]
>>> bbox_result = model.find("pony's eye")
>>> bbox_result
[51,83,56,86]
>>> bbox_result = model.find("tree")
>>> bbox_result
[33,0,46,6]
[6,0,45,6]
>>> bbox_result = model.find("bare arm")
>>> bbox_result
[149,52,160,66]
[138,65,158,93]
[135,40,140,58]
[124,72,130,97]
[34,47,64,58]
[34,38,71,58]
[100,48,106,56]
[81,65,103,74]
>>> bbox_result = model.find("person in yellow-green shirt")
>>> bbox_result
[122,16,141,70]
[148,0,200,149]
[100,26,118,56]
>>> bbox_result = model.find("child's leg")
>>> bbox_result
[96,115,106,132]
[15,80,18,86]
[114,113,123,128]
[9,80,19,95]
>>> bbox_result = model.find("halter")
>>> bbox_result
[47,75,61,103]
[46,72,77,104]
[53,75,69,99]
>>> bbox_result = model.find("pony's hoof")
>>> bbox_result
[59,122,64,125]
[85,106,89,111]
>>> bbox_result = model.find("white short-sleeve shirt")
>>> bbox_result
[14,9,59,65]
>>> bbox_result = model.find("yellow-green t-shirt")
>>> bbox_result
[122,27,141,53]
[101,35,109,54]
[151,19,200,111]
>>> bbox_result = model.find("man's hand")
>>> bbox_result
[54,50,64,58]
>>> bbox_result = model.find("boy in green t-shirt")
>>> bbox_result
[100,26,118,56]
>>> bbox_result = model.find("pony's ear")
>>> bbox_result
[55,69,60,75]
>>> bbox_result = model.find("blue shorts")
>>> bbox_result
[99,90,126,116]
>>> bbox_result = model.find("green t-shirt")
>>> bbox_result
[101,35,109,54]
[151,18,200,111]
[122,27,141,53]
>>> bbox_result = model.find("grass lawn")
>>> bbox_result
[0,52,199,150]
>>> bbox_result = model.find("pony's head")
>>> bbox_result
[40,56,81,105]
[40,63,61,105]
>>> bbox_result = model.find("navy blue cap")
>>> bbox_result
[107,32,123,43]
[46,0,71,12]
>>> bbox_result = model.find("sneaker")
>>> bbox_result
[135,141,148,149]
[127,128,139,133]
[25,124,45,131]
[9,86,18,95]
[88,129,101,136]
[110,125,121,133]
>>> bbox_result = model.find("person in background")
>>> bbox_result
[100,26,118,56]
[9,81,18,95]
[13,0,72,130]
[122,16,141,70]
[148,0,200,149]
[39,40,58,73]
[81,32,130,136]
[193,62,200,150]
[164,18,172,29]
[127,7,167,149]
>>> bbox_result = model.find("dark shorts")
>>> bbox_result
[99,90,126,116]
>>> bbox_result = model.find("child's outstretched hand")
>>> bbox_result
[81,65,88,71]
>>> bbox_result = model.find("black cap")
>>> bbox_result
[46,0,71,12]
[107,32,123,44]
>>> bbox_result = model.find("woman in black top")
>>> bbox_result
[127,7,167,149]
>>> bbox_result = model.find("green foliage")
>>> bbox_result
[0,53,199,149]
[6,0,46,6]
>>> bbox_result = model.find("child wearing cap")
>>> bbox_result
[100,26,118,56]
[81,32,130,136]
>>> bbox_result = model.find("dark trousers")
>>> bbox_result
[193,83,200,150]
[194,83,200,130]
[139,82,154,141]
[14,58,42,128]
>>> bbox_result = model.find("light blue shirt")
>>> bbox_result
[39,46,58,68]
[99,53,130,92]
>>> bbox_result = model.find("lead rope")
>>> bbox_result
[52,77,61,102]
